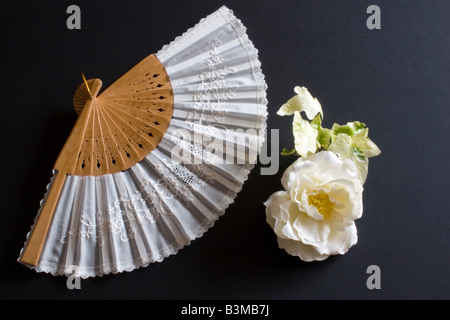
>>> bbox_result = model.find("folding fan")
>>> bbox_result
[18,6,267,278]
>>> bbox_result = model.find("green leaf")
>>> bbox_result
[310,114,331,150]
[310,114,322,129]
[281,148,297,156]
[351,146,365,161]
[317,127,332,149]
[351,121,366,132]
[333,124,355,136]
[331,121,366,137]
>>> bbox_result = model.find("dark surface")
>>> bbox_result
[0,0,449,300]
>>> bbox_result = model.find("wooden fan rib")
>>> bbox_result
[70,101,99,176]
[98,99,171,131]
[100,100,158,154]
[101,98,173,108]
[91,102,110,175]
[99,100,173,123]
[100,68,159,97]
[100,88,172,101]
[89,102,99,176]
[101,54,167,97]
[99,102,147,170]
[102,99,173,117]
[101,74,168,99]
[79,102,100,176]
[54,100,96,175]
[75,99,128,175]
[20,172,66,266]
[102,114,165,149]
[95,101,130,173]
[133,82,170,94]
[101,77,171,97]
[96,116,122,173]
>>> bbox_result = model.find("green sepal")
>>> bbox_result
[281,148,297,156]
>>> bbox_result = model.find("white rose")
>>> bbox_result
[264,151,363,262]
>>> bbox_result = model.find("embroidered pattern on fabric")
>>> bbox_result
[162,159,207,190]
[184,163,217,185]
[188,40,239,128]
[60,177,174,245]
[175,139,221,165]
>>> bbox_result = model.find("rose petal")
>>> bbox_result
[310,151,342,172]
[264,191,290,228]
[280,170,297,195]
[327,184,363,221]
[340,223,358,254]
[292,157,320,177]
[326,211,351,232]
[277,201,300,241]
[265,192,302,241]
[295,212,330,246]
[315,223,358,256]
[281,158,318,191]
[277,237,329,262]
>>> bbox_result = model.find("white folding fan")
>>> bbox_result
[18,6,267,278]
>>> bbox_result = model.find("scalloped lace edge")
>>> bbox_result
[18,6,268,279]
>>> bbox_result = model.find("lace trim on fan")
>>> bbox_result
[221,6,268,157]
[157,6,228,61]
[222,7,268,131]
[23,6,268,278]
[32,217,220,279]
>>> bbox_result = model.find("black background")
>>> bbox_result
[0,0,449,300]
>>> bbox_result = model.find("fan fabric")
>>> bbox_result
[19,6,267,278]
